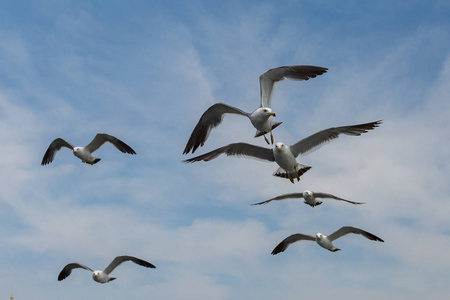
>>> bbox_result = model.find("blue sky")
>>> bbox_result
[1,1,449,299]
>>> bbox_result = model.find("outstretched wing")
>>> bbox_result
[57,263,93,281]
[327,226,384,242]
[271,233,316,255]
[251,193,304,205]
[313,192,364,205]
[260,65,328,108]
[103,256,156,275]
[183,142,275,163]
[289,120,382,157]
[183,103,250,154]
[41,138,74,165]
[85,133,136,154]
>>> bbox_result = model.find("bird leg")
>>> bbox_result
[263,134,270,144]
[287,173,295,184]
[295,165,300,181]
[270,130,274,144]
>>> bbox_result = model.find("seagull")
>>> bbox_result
[271,226,384,254]
[41,133,136,165]
[57,255,156,283]
[183,65,328,154]
[184,120,381,183]
[251,190,364,207]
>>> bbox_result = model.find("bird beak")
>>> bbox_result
[270,112,276,117]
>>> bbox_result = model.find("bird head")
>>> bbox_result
[303,190,313,198]
[93,271,99,278]
[316,233,323,240]
[255,107,276,118]
[275,142,285,152]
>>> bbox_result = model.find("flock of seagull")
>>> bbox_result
[41,65,384,284]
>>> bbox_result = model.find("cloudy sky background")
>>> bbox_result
[0,1,449,299]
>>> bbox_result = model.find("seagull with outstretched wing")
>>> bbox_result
[58,255,156,283]
[183,65,328,154]
[41,133,136,165]
[271,226,384,254]
[252,190,364,207]
[184,120,381,183]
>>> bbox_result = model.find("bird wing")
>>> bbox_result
[327,226,384,242]
[259,65,328,108]
[271,233,316,255]
[85,133,136,154]
[57,263,93,281]
[183,142,275,163]
[251,193,304,205]
[41,138,74,165]
[313,192,365,205]
[183,103,250,154]
[289,120,382,157]
[103,256,156,275]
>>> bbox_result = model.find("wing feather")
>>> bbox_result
[271,233,316,255]
[85,134,136,154]
[183,103,250,154]
[327,226,384,242]
[289,120,382,157]
[41,138,74,165]
[103,256,156,275]
[57,263,93,281]
[313,192,364,205]
[260,65,328,107]
[183,143,275,163]
[251,193,304,205]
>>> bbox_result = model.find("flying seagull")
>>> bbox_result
[183,65,328,154]
[251,190,364,207]
[41,133,136,165]
[184,120,381,183]
[271,226,384,254]
[58,255,156,283]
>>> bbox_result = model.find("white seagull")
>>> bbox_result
[41,133,136,165]
[184,120,381,183]
[57,255,156,283]
[271,226,384,254]
[183,65,328,154]
[251,190,364,207]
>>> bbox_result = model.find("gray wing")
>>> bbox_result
[327,226,384,242]
[313,192,365,205]
[85,134,136,154]
[183,103,250,154]
[41,138,74,165]
[103,256,156,275]
[271,233,316,255]
[57,263,93,281]
[183,142,275,163]
[289,120,382,157]
[260,65,328,108]
[251,193,304,205]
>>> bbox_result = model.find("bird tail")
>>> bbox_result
[108,277,117,282]
[331,248,341,252]
[92,158,101,164]
[254,122,283,137]
[272,164,311,179]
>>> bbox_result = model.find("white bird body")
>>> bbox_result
[273,142,305,181]
[303,190,322,206]
[315,233,339,252]
[92,270,114,283]
[73,147,100,165]
[249,107,276,141]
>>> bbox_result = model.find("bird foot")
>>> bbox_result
[270,131,274,144]
[264,135,270,144]
[287,174,295,184]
